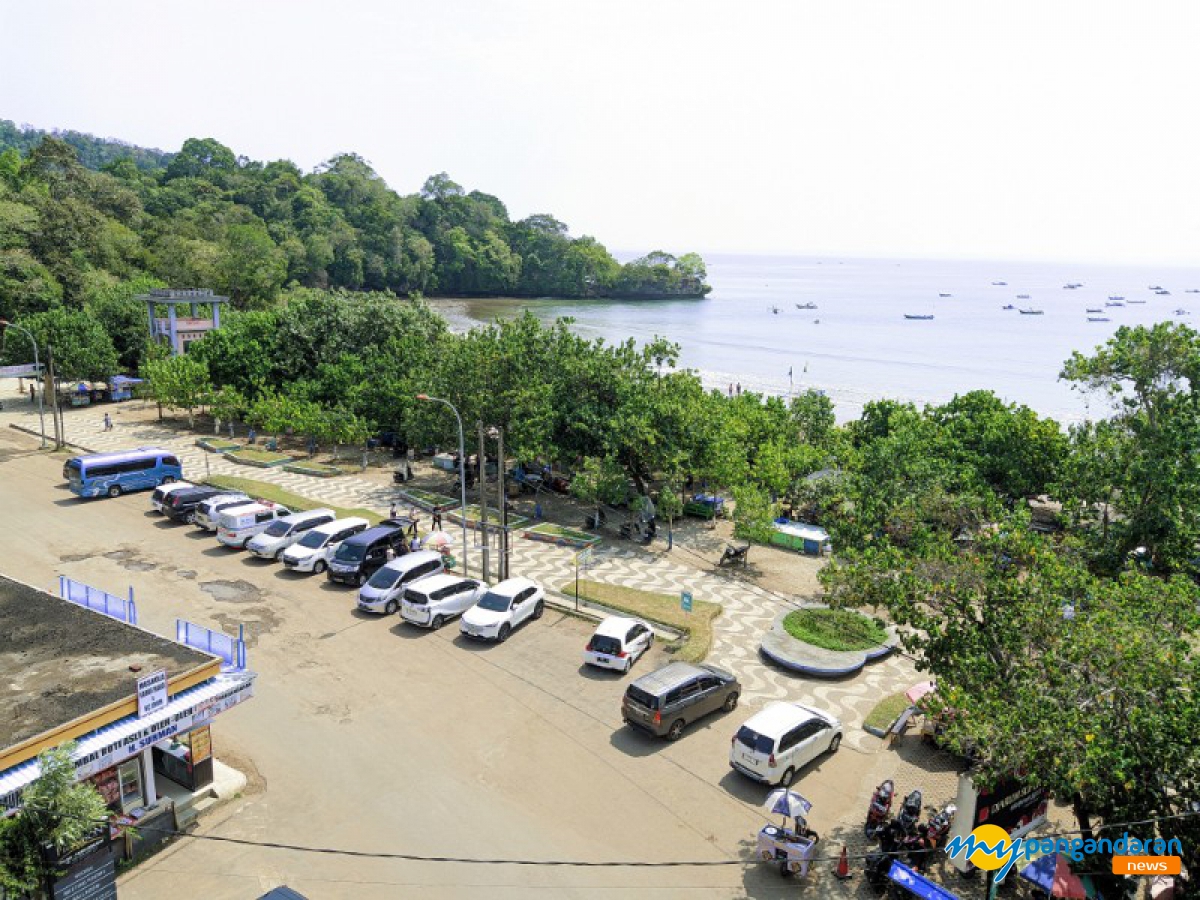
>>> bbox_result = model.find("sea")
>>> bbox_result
[430,254,1200,424]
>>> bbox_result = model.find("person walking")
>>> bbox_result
[432,510,442,531]
[390,502,398,520]
[103,413,113,431]
[29,383,36,405]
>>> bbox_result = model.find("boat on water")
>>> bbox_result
[1002,304,1015,310]
[939,293,952,298]
[1176,308,1191,316]
[904,314,934,320]
[1126,299,1147,304]
[1149,285,1163,290]
[1017,294,1031,300]
[1106,301,1124,307]
[771,307,780,314]
[992,281,1007,286]
[1108,296,1124,301]
[1156,290,1171,295]
[1088,316,1111,322]
[1063,283,1083,289]
[1186,289,1200,294]
[795,302,818,310]
[1086,307,1103,313]
[1019,308,1044,315]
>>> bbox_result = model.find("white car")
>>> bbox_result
[193,493,251,531]
[400,573,486,629]
[459,577,545,642]
[279,517,370,574]
[245,508,336,559]
[356,551,445,614]
[216,502,294,549]
[149,480,193,513]
[583,616,655,672]
[729,701,842,787]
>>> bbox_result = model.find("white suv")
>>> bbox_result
[729,702,842,787]
[193,493,251,531]
[279,517,370,574]
[400,573,486,629]
[459,577,545,642]
[245,508,336,559]
[583,616,655,672]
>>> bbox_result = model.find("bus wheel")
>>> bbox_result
[107,485,122,498]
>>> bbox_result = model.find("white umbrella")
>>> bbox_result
[425,530,455,549]
[765,789,812,821]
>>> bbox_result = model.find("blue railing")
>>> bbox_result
[176,619,247,671]
[59,576,137,625]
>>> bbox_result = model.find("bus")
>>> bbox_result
[63,448,184,499]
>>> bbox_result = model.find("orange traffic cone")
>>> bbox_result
[835,844,852,879]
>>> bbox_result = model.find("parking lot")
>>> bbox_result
[0,427,972,899]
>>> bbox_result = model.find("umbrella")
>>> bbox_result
[906,681,936,704]
[764,789,812,821]
[1019,853,1088,899]
[425,530,455,549]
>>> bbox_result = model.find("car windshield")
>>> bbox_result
[368,567,401,589]
[263,520,291,537]
[334,543,365,562]
[589,635,622,655]
[297,531,327,549]
[736,726,775,755]
[476,592,512,613]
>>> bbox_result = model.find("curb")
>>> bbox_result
[8,423,97,453]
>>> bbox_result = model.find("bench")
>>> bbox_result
[719,542,750,567]
[885,706,919,744]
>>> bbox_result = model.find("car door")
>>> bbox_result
[791,721,822,769]
[626,624,651,659]
[363,544,386,576]
[693,676,724,716]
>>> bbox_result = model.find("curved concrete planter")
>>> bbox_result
[758,606,898,678]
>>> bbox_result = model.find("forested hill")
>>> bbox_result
[0,121,710,314]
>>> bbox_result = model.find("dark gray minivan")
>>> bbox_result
[621,662,740,740]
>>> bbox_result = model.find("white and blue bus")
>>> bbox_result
[63,448,183,499]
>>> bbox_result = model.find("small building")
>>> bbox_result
[0,574,254,854]
[138,288,228,355]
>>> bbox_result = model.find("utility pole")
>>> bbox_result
[477,421,490,582]
[496,426,508,580]
[46,344,63,449]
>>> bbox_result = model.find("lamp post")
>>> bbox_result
[416,394,469,577]
[0,319,46,448]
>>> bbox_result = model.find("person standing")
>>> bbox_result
[29,383,36,405]
[103,413,113,431]
[432,510,442,531]
[390,502,398,520]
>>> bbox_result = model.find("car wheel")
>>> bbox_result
[723,692,740,712]
[667,719,686,741]
[828,733,842,754]
[358,573,368,586]
[623,657,632,673]
[778,767,796,788]
[532,600,544,620]
[498,624,511,643]
[275,549,285,560]
[185,512,196,525]
[385,599,398,615]
[313,560,326,574]
[162,475,175,485]
[107,485,122,498]
[431,615,444,630]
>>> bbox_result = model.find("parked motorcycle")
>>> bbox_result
[865,779,895,838]
[907,804,957,872]
[896,789,923,835]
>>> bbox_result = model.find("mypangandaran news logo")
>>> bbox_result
[945,824,1183,883]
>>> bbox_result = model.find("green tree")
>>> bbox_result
[143,353,211,426]
[2,307,117,381]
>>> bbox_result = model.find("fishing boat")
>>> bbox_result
[1126,298,1147,304]
[1156,289,1171,295]
[1176,308,1191,316]
[992,281,1007,286]
[1019,308,1044,315]
[1186,289,1200,294]
[939,293,952,298]
[1017,294,1031,300]
[795,302,818,310]
[1002,304,1015,310]
[1105,300,1124,307]
[1149,285,1163,290]
[1108,296,1124,301]
[1088,316,1111,322]
[904,314,934,320]
[771,307,780,314]
[1063,283,1082,289]
[1086,307,1103,313]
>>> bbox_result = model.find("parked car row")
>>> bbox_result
[146,480,842,785]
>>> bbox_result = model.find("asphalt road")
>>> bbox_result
[0,430,877,900]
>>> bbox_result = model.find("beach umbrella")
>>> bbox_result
[425,530,455,549]
[1019,853,1088,898]
[906,681,936,704]
[764,789,812,821]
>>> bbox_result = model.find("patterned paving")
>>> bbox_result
[6,397,917,753]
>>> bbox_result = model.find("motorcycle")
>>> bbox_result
[906,804,956,872]
[896,789,923,835]
[865,779,895,838]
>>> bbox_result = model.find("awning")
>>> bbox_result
[888,861,962,900]
[1,671,255,811]
[109,375,144,386]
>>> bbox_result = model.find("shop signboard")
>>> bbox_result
[191,725,212,763]
[946,770,1049,872]
[136,669,168,718]
[0,363,41,378]
[44,828,116,900]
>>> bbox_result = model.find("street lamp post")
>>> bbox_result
[0,319,46,448]
[416,394,469,577]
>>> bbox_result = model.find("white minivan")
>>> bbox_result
[216,502,294,549]
[245,508,336,560]
[357,551,445,615]
[399,572,486,629]
[150,480,194,513]
[280,517,370,574]
[729,701,843,787]
[193,492,251,531]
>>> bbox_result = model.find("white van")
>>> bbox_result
[245,508,336,560]
[150,480,194,513]
[728,701,843,787]
[216,502,294,549]
[399,572,486,628]
[280,517,370,574]
[357,551,446,615]
[193,492,251,531]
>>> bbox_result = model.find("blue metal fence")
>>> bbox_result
[176,619,247,671]
[59,576,137,625]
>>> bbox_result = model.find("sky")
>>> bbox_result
[1,1,1198,266]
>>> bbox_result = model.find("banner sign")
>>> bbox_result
[136,669,168,719]
[0,363,42,378]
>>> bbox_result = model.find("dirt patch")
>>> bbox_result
[175,569,197,580]
[198,579,263,604]
[102,549,156,572]
[210,607,281,645]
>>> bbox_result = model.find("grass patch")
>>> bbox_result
[782,608,888,652]
[283,462,344,477]
[226,448,293,467]
[560,579,719,663]
[450,504,532,530]
[204,475,383,525]
[527,522,597,542]
[196,438,241,453]
[398,487,459,510]
[863,692,912,733]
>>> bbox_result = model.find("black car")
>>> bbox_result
[163,486,225,523]
[326,525,409,586]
